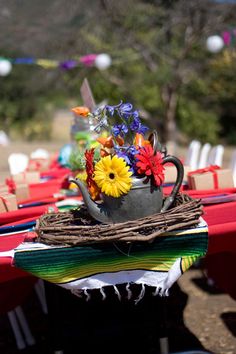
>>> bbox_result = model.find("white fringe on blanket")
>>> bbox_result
[61,257,182,302]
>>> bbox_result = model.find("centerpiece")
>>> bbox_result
[69,102,184,223]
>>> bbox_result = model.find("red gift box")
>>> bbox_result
[13,171,40,184]
[187,165,234,190]
[0,193,18,213]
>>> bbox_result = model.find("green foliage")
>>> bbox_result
[0,61,54,140]
[177,99,220,144]
[1,1,236,145]
[68,145,100,172]
[68,148,85,171]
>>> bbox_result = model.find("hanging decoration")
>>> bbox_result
[94,53,112,70]
[0,53,112,75]
[206,35,224,53]
[206,28,236,53]
[0,59,12,76]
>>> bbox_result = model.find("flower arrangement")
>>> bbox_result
[71,102,165,200]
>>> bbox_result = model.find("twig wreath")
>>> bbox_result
[35,193,203,247]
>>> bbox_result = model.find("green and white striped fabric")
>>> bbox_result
[14,218,208,298]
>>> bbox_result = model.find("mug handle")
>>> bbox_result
[161,155,184,212]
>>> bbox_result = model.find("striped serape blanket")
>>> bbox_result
[13,218,208,300]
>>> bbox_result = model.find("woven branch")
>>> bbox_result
[35,193,204,246]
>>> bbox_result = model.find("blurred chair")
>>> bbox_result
[198,143,211,169]
[8,306,35,350]
[30,148,49,159]
[8,153,29,175]
[0,130,10,146]
[229,149,236,187]
[185,140,201,170]
[0,276,37,351]
[34,279,48,315]
[207,144,224,167]
[3,277,48,351]
[7,280,48,351]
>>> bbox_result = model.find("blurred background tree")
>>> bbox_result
[0,0,236,145]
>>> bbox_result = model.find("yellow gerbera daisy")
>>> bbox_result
[94,155,132,198]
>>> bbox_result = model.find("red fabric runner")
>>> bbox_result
[0,204,58,226]
[0,276,37,314]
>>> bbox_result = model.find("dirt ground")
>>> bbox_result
[0,141,236,353]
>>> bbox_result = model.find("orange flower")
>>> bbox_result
[96,135,124,148]
[71,106,90,117]
[97,136,114,148]
[88,180,101,200]
[100,148,110,157]
[133,133,150,148]
[116,135,124,146]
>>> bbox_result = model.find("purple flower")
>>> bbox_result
[130,117,149,135]
[118,103,134,119]
[130,117,140,131]
[132,110,139,119]
[114,145,138,173]
[120,103,133,113]
[112,123,128,137]
[115,150,131,165]
[105,105,115,116]
[127,145,139,156]
[137,124,149,135]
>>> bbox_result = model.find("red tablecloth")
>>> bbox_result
[0,276,37,314]
[186,188,236,300]
[0,164,71,312]
[1,182,236,309]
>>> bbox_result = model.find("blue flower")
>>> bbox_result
[105,105,115,116]
[127,145,139,156]
[115,150,131,166]
[118,103,134,119]
[130,117,149,134]
[132,110,139,119]
[120,103,133,113]
[112,123,128,137]
[137,124,149,135]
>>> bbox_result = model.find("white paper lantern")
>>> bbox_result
[94,54,112,70]
[206,35,224,53]
[0,59,12,76]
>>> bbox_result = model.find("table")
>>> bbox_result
[1,174,236,353]
[2,186,236,298]
[10,207,208,354]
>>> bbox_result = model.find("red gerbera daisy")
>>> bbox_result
[136,145,165,186]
